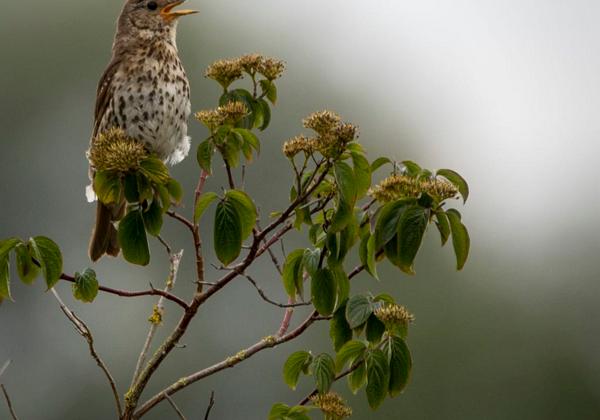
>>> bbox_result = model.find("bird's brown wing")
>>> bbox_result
[92,57,122,138]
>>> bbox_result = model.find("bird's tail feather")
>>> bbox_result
[89,202,121,262]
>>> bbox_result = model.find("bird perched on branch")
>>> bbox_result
[86,0,197,262]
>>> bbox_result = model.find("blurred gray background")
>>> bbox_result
[2,0,600,419]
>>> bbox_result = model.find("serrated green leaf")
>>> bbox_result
[166,179,183,204]
[283,351,313,390]
[0,254,11,300]
[435,210,451,246]
[283,249,305,299]
[351,151,371,199]
[197,140,214,174]
[393,205,428,275]
[312,353,336,393]
[388,336,412,397]
[225,190,257,240]
[329,199,354,233]
[345,294,373,329]
[373,293,395,304]
[142,200,163,237]
[137,172,153,203]
[214,199,243,265]
[437,169,469,203]
[330,301,352,351]
[366,349,391,409]
[155,184,171,213]
[118,210,150,266]
[366,314,386,344]
[93,171,122,205]
[402,160,422,176]
[123,173,140,203]
[15,244,38,285]
[331,265,350,306]
[0,238,21,259]
[366,234,378,279]
[336,340,367,372]
[302,248,321,278]
[374,199,411,250]
[222,135,241,168]
[255,98,271,131]
[311,268,337,316]
[268,403,311,420]
[29,236,63,289]
[260,79,278,104]
[232,127,261,155]
[348,360,367,394]
[446,209,470,270]
[334,161,357,205]
[72,268,99,303]
[139,157,170,184]
[371,157,391,172]
[194,192,219,223]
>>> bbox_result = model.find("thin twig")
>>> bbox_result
[50,288,122,417]
[133,311,326,416]
[204,391,215,420]
[166,211,195,233]
[131,249,184,386]
[1,384,18,420]
[243,275,311,308]
[164,394,187,420]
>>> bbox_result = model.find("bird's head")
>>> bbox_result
[116,0,198,41]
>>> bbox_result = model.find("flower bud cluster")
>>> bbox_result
[205,54,286,88]
[88,128,148,173]
[195,101,249,130]
[375,303,415,326]
[310,392,352,419]
[369,174,457,202]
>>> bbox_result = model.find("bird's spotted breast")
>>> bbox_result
[98,42,191,165]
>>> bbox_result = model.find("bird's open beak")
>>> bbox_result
[160,0,198,21]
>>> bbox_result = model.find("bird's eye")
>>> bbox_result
[147,1,158,10]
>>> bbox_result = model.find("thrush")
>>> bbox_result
[86,0,198,262]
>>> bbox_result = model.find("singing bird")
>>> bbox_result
[86,0,197,261]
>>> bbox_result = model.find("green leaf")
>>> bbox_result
[123,173,140,203]
[268,403,311,420]
[15,244,38,285]
[283,351,313,390]
[336,340,367,372]
[302,249,321,278]
[232,128,261,155]
[0,254,11,300]
[435,210,451,246]
[371,157,391,172]
[142,200,163,237]
[351,151,372,199]
[93,171,122,205]
[329,199,354,233]
[366,314,386,344]
[388,336,412,397]
[255,98,271,131]
[345,294,373,329]
[311,268,337,316]
[330,301,352,351]
[72,268,99,303]
[402,160,422,176]
[166,179,183,204]
[393,205,429,275]
[214,199,243,265]
[194,192,219,223]
[348,360,367,394]
[373,293,396,305]
[331,265,350,307]
[221,89,256,129]
[137,173,153,203]
[374,199,411,249]
[222,135,241,168]
[334,161,357,205]
[197,140,214,174]
[139,157,170,184]
[118,210,150,266]
[29,236,63,289]
[366,349,391,409]
[260,79,278,104]
[0,238,21,259]
[437,169,469,203]
[156,184,171,212]
[366,234,378,279]
[311,353,336,393]
[446,209,470,270]
[282,249,305,299]
[225,190,257,240]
